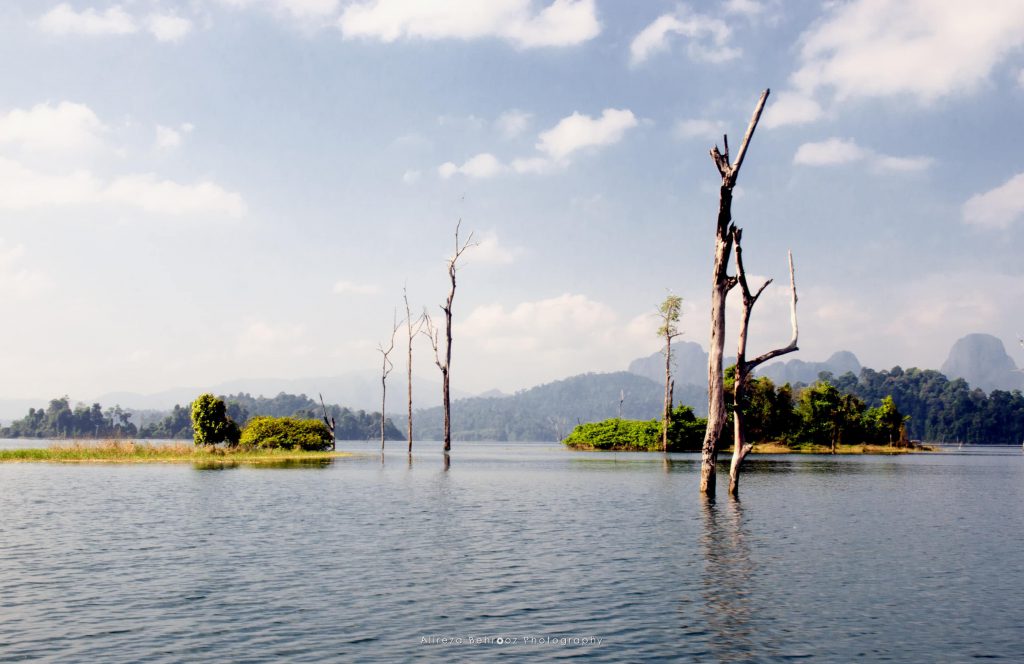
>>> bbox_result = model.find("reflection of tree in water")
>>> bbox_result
[698,499,757,661]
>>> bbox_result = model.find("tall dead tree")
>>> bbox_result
[319,393,336,451]
[426,221,476,453]
[657,294,683,452]
[378,313,400,450]
[402,286,425,454]
[729,230,798,496]
[700,89,770,499]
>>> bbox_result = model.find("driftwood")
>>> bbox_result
[700,89,770,498]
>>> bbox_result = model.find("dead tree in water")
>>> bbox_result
[378,313,400,450]
[402,286,425,454]
[728,232,798,496]
[700,89,770,499]
[425,221,476,453]
[657,294,683,452]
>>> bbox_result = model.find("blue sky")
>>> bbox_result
[2,0,1024,401]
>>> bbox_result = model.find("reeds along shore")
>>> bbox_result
[0,440,349,463]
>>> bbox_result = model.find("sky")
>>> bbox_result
[2,0,1024,402]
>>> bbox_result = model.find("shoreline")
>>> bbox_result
[0,440,351,464]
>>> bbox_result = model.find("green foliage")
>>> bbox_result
[239,416,334,451]
[563,405,707,451]
[0,397,138,439]
[657,294,682,339]
[190,393,240,447]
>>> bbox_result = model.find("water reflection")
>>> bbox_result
[698,498,757,661]
[191,458,335,471]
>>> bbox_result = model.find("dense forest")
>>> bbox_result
[1,392,402,441]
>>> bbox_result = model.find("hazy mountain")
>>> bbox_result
[414,371,708,442]
[627,341,726,388]
[757,351,862,385]
[92,372,467,413]
[940,333,1024,393]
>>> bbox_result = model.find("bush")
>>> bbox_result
[563,405,706,452]
[191,393,241,447]
[239,416,334,451]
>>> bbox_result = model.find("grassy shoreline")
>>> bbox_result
[0,440,351,464]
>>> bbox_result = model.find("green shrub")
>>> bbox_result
[563,405,706,452]
[239,416,334,451]
[191,393,241,447]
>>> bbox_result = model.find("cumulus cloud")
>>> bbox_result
[629,9,739,65]
[0,101,106,153]
[467,231,522,265]
[962,173,1024,229]
[461,294,619,353]
[339,0,600,48]
[155,123,193,150]
[333,280,380,295]
[791,0,1024,102]
[496,109,533,139]
[762,91,823,129]
[236,321,309,357]
[146,14,192,42]
[673,118,726,141]
[536,108,637,161]
[438,152,506,179]
[0,157,246,218]
[793,137,931,173]
[38,4,137,36]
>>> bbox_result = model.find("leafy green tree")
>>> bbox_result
[657,293,683,451]
[239,416,334,451]
[190,393,240,446]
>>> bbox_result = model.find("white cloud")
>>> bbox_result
[146,14,192,42]
[339,0,599,48]
[0,239,50,299]
[510,156,557,175]
[236,321,309,357]
[962,173,1024,229]
[39,3,137,37]
[462,294,619,353]
[402,169,421,184]
[468,231,522,265]
[794,137,932,174]
[438,152,506,179]
[723,0,765,17]
[536,108,637,161]
[629,10,739,65]
[0,101,106,153]
[793,138,867,166]
[673,118,726,141]
[791,0,1024,102]
[155,125,182,150]
[333,280,380,295]
[762,91,823,129]
[276,0,339,17]
[0,157,246,218]
[496,109,532,139]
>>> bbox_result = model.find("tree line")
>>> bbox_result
[1,392,402,441]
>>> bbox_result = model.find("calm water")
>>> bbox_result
[1,441,1022,662]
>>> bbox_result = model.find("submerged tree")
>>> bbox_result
[403,286,425,454]
[657,294,683,452]
[728,232,799,496]
[378,313,400,450]
[700,89,770,498]
[424,221,476,453]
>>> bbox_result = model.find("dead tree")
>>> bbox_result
[728,230,798,497]
[426,221,476,453]
[402,286,425,454]
[319,393,336,451]
[657,294,683,452]
[378,313,400,450]
[700,89,770,499]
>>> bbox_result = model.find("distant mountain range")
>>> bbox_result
[940,333,1024,393]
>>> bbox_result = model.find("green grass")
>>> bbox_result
[0,440,351,464]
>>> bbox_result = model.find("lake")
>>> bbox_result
[1,440,1022,662]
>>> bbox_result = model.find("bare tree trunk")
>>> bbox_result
[663,336,672,452]
[427,222,475,455]
[728,233,798,497]
[378,315,399,451]
[700,89,770,499]
[403,287,419,454]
